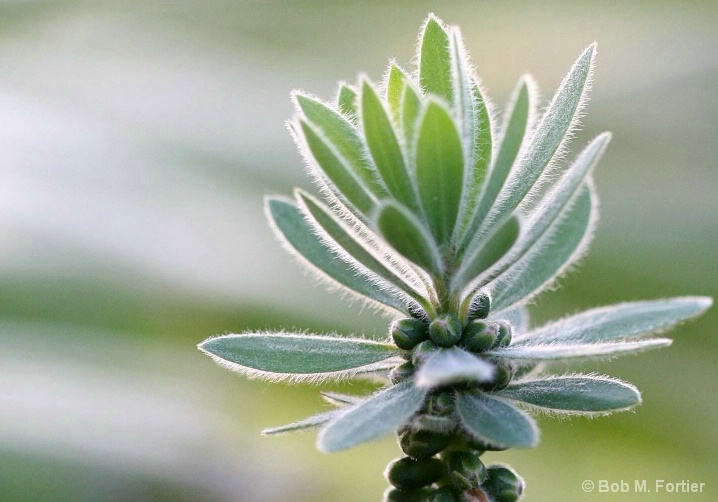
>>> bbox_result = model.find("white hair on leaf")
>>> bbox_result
[499,373,642,418]
[198,331,404,385]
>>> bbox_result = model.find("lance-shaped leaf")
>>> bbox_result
[415,347,496,388]
[416,99,464,247]
[500,375,641,415]
[295,94,387,198]
[486,44,595,229]
[267,197,414,314]
[488,338,672,361]
[199,333,400,382]
[457,81,493,237]
[337,82,357,121]
[295,190,430,311]
[419,15,453,103]
[456,391,538,449]
[521,132,611,247]
[361,80,418,211]
[386,63,412,126]
[465,134,608,296]
[376,201,443,276]
[401,83,423,152]
[452,215,520,294]
[450,30,473,145]
[299,119,377,216]
[487,183,596,312]
[317,381,428,452]
[515,297,713,345]
[336,83,358,119]
[263,410,341,435]
[460,75,535,252]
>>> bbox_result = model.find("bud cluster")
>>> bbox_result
[389,294,515,393]
[390,296,511,355]
[384,439,523,501]
[384,296,523,500]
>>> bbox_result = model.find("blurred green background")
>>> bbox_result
[1,1,716,501]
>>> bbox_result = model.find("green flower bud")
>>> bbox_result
[424,392,454,416]
[426,487,458,502]
[390,361,415,384]
[482,465,524,502]
[495,321,512,348]
[391,318,429,350]
[411,340,440,366]
[467,294,491,321]
[383,487,432,502]
[460,320,498,353]
[481,361,514,391]
[429,314,463,348]
[496,362,515,389]
[446,451,488,490]
[386,456,444,491]
[399,429,451,459]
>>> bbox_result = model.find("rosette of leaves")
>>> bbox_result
[198,14,712,502]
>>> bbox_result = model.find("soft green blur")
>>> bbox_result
[1,1,716,501]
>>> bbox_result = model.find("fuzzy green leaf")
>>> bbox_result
[263,410,341,435]
[267,197,412,314]
[456,391,538,449]
[296,190,429,312]
[299,119,377,215]
[452,215,520,294]
[448,30,478,172]
[376,201,443,276]
[522,132,610,246]
[460,76,533,252]
[487,44,595,229]
[416,99,464,247]
[401,83,423,152]
[501,375,641,414]
[386,64,411,126]
[317,381,428,452]
[516,297,713,345]
[419,16,453,103]
[361,81,418,211]
[467,134,608,297]
[199,333,400,382]
[489,338,672,361]
[457,81,493,243]
[337,83,358,119]
[295,94,386,198]
[415,347,496,388]
[487,183,595,312]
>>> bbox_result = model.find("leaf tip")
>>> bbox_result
[423,12,450,33]
[596,130,613,144]
[585,41,598,59]
[359,75,375,94]
[695,296,714,310]
[196,336,214,354]
[315,428,337,453]
[290,90,310,110]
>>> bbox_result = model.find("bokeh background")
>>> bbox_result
[1,1,716,501]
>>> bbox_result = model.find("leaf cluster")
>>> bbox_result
[198,13,712,502]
